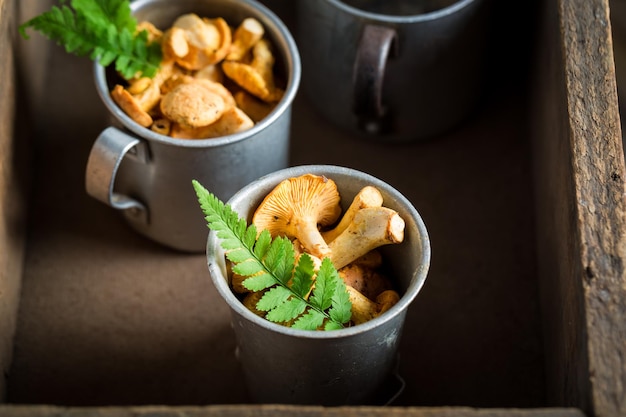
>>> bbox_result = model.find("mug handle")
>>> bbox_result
[85,126,149,224]
[352,24,398,133]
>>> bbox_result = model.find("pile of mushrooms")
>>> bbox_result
[233,174,406,326]
[111,14,283,139]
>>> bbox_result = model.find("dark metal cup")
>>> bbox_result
[297,0,489,142]
[206,165,431,405]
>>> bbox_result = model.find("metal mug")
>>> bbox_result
[206,165,431,405]
[296,0,489,142]
[85,0,301,253]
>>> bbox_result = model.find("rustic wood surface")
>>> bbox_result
[0,0,28,402]
[0,404,588,417]
[1,0,625,415]
[532,0,626,416]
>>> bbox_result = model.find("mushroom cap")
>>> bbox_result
[252,174,342,258]
[160,82,226,128]
[165,14,232,70]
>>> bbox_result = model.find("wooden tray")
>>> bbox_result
[0,0,623,416]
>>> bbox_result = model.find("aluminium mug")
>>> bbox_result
[85,0,301,252]
[296,0,489,142]
[206,165,431,405]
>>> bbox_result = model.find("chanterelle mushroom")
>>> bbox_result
[162,14,232,70]
[322,185,384,243]
[222,39,284,103]
[329,206,405,270]
[160,81,226,128]
[252,174,342,259]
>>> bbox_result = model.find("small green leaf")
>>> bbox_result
[329,280,352,325]
[256,286,291,311]
[242,272,276,292]
[292,310,325,330]
[265,297,307,323]
[232,259,264,277]
[264,237,295,285]
[291,253,315,299]
[253,230,272,259]
[224,248,252,264]
[309,258,337,311]
[324,321,344,331]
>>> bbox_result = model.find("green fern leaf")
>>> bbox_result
[224,248,251,264]
[256,286,291,312]
[265,297,307,323]
[193,180,353,331]
[232,259,264,277]
[242,272,275,292]
[291,253,315,299]
[324,321,344,331]
[19,0,162,79]
[309,258,337,311]
[328,275,352,325]
[292,310,326,331]
[72,0,136,32]
[264,237,295,285]
[253,230,272,259]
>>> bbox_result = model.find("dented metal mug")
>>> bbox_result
[297,0,489,142]
[85,0,300,252]
[207,165,431,405]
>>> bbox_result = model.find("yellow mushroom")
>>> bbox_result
[338,263,393,301]
[194,64,225,84]
[252,174,342,259]
[160,82,226,128]
[328,206,405,270]
[227,17,265,61]
[346,286,400,325]
[162,26,190,62]
[195,79,236,109]
[243,291,267,318]
[349,250,383,269]
[163,14,232,70]
[150,118,172,136]
[234,90,274,123]
[322,186,384,243]
[111,83,160,127]
[222,39,284,103]
[170,106,254,139]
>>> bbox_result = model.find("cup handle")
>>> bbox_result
[352,24,398,133]
[85,126,149,224]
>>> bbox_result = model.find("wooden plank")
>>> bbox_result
[0,0,28,403]
[0,404,588,417]
[532,0,626,415]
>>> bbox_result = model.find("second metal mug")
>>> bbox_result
[297,0,489,142]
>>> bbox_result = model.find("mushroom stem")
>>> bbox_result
[296,218,333,259]
[339,263,392,301]
[346,285,400,325]
[329,206,405,270]
[322,186,384,243]
[227,17,264,61]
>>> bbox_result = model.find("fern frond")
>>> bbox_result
[19,1,161,79]
[193,180,352,330]
[72,0,136,32]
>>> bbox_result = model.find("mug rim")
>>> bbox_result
[93,0,301,149]
[206,164,432,340]
[327,0,478,22]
